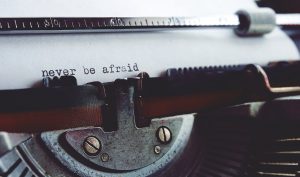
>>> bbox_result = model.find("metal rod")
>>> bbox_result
[0,14,298,35]
[0,16,240,34]
[276,14,300,27]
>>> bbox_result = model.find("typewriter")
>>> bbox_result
[0,0,300,177]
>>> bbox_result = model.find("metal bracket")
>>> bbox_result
[40,84,194,174]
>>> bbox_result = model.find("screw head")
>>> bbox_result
[154,145,161,154]
[101,153,109,162]
[83,136,101,156]
[156,126,172,144]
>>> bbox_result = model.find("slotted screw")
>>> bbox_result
[156,126,172,144]
[83,136,101,156]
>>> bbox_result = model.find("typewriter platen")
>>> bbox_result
[1,0,300,177]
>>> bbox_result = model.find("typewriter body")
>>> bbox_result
[0,0,300,177]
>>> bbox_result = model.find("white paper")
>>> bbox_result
[0,0,299,89]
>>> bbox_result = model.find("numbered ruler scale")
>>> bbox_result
[0,16,239,33]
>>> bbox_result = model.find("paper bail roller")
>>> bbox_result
[235,8,276,36]
[0,7,298,36]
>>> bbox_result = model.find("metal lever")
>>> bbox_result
[250,64,300,98]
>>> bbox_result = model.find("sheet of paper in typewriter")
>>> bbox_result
[0,0,298,89]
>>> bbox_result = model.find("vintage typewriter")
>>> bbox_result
[0,0,300,177]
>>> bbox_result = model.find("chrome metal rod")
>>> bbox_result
[276,14,300,27]
[0,16,239,34]
[0,14,298,35]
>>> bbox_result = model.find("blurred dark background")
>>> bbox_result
[256,0,300,13]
